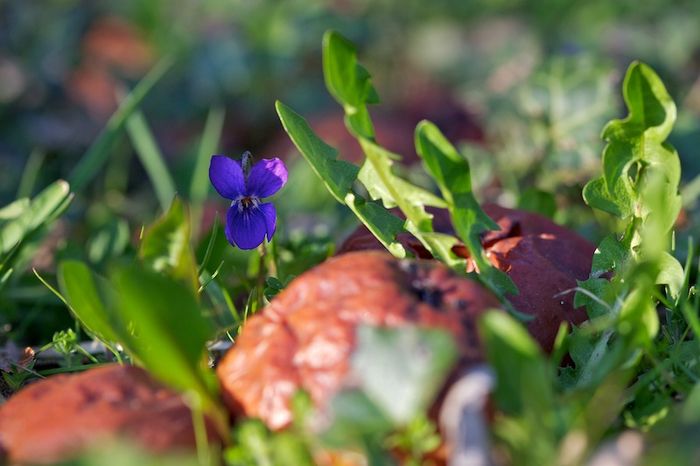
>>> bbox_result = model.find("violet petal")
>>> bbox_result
[210,155,245,200]
[246,158,288,198]
[259,202,277,241]
[227,204,268,250]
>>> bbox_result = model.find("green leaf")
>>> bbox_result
[226,420,316,466]
[190,106,225,235]
[139,197,200,292]
[358,139,439,232]
[351,325,458,425]
[618,286,658,345]
[479,311,552,415]
[69,57,173,192]
[357,160,446,210]
[111,262,216,404]
[591,235,629,275]
[358,138,468,268]
[656,251,684,299]
[275,101,359,203]
[583,61,680,227]
[602,61,676,143]
[0,180,72,255]
[574,277,611,318]
[57,260,122,345]
[415,121,517,297]
[600,141,636,212]
[126,110,177,211]
[0,198,29,220]
[322,30,378,139]
[345,193,407,258]
[582,177,626,218]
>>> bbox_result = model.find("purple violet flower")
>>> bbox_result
[209,153,288,250]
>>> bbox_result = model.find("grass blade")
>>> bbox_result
[126,110,177,210]
[190,106,225,235]
[69,57,173,192]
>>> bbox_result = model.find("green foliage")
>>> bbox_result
[276,98,407,258]
[53,200,225,436]
[576,62,683,352]
[191,107,226,236]
[110,263,217,405]
[57,260,121,345]
[583,61,681,233]
[275,101,359,203]
[322,31,379,139]
[126,111,177,211]
[479,311,561,465]
[277,30,518,304]
[0,180,72,256]
[415,121,518,298]
[225,419,315,466]
[139,197,200,292]
[56,441,203,466]
[479,311,553,415]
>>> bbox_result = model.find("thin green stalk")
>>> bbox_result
[191,107,225,236]
[69,57,173,192]
[16,149,45,198]
[126,110,177,211]
[188,393,214,466]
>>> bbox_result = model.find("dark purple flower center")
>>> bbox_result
[234,195,260,213]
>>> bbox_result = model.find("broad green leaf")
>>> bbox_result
[479,311,553,415]
[322,30,378,139]
[351,325,458,425]
[602,61,676,143]
[357,161,446,209]
[345,193,407,258]
[69,57,173,192]
[656,251,684,299]
[276,99,409,260]
[573,277,610,318]
[591,235,629,275]
[582,177,626,218]
[601,141,635,211]
[0,180,72,255]
[275,101,359,203]
[358,139,468,268]
[358,139,438,232]
[111,263,216,404]
[126,110,177,211]
[317,31,476,268]
[0,198,29,220]
[415,121,518,297]
[57,260,122,345]
[139,197,199,292]
[583,61,680,228]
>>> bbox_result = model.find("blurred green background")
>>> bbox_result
[1,0,700,345]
